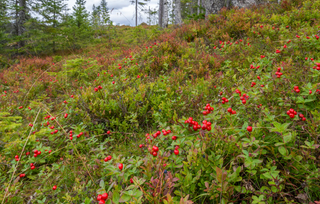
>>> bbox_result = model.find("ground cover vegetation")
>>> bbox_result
[1,0,320,203]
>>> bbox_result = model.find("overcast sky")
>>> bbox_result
[67,0,159,26]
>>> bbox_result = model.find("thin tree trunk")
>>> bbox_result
[18,0,26,48]
[158,0,163,27]
[135,0,137,26]
[174,0,182,25]
[163,0,168,28]
[197,0,200,15]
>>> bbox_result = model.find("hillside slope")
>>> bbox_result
[1,0,320,203]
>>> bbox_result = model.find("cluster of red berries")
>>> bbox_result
[139,144,145,148]
[240,94,249,105]
[221,97,229,104]
[50,129,59,135]
[227,107,236,115]
[185,117,201,131]
[298,114,306,121]
[30,163,35,170]
[161,129,171,135]
[275,67,283,78]
[293,86,300,93]
[94,85,103,92]
[201,120,212,131]
[286,108,297,118]
[202,103,214,115]
[104,155,112,162]
[14,155,19,161]
[251,82,256,87]
[19,173,26,178]
[250,64,260,69]
[313,63,320,70]
[151,131,161,139]
[235,89,241,96]
[97,193,108,204]
[149,145,159,157]
[33,149,41,158]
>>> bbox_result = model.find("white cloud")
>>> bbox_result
[67,0,159,26]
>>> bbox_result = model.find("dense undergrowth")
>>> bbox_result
[1,0,320,203]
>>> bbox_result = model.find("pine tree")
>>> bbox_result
[73,0,89,28]
[100,0,110,26]
[36,0,67,52]
[0,0,8,48]
[91,4,101,28]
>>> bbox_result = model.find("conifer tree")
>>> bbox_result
[0,0,8,48]
[100,0,110,26]
[73,0,88,28]
[36,0,67,52]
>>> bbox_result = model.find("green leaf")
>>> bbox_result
[295,155,303,162]
[271,122,291,133]
[120,193,131,202]
[84,197,91,204]
[283,133,292,143]
[100,179,105,190]
[112,190,120,203]
[278,146,287,156]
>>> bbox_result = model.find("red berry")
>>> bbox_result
[118,163,123,170]
[130,178,133,184]
[174,149,179,155]
[107,155,112,161]
[152,151,157,157]
[247,126,253,132]
[172,136,177,140]
[97,195,102,201]
[152,146,159,152]
[101,193,108,200]
[52,185,57,190]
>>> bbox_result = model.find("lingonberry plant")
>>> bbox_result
[1,0,320,203]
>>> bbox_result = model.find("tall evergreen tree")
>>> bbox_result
[73,0,89,28]
[36,0,67,52]
[100,0,110,26]
[91,4,101,28]
[0,0,8,47]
